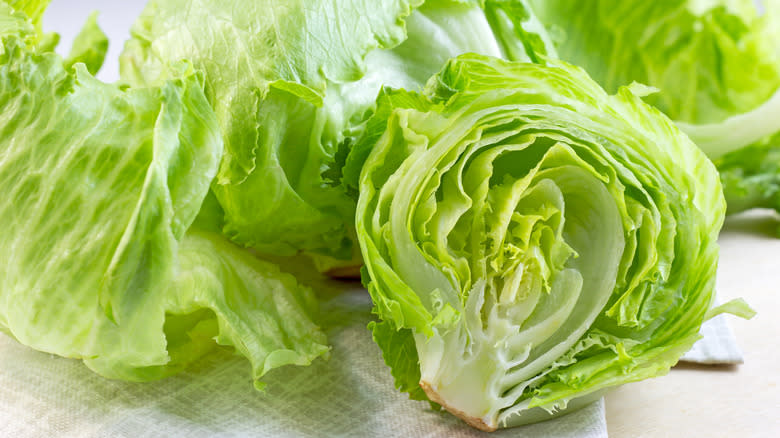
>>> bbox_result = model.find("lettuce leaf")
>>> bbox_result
[528,0,780,213]
[716,131,780,214]
[63,11,108,75]
[0,5,328,384]
[119,0,554,260]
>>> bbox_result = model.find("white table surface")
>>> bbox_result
[606,211,780,438]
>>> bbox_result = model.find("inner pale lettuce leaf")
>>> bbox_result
[0,6,328,384]
[528,0,780,213]
[349,54,725,430]
[119,0,555,261]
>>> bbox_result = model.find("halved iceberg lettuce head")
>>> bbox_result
[347,54,726,430]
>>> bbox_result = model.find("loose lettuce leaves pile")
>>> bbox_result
[0,4,328,385]
[0,0,757,432]
[119,0,556,261]
[347,54,727,430]
[528,0,780,214]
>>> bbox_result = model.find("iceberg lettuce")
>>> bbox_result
[346,54,728,430]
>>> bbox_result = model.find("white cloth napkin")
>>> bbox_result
[0,284,607,438]
[0,278,744,438]
[681,309,744,364]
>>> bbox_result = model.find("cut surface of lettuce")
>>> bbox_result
[528,0,780,213]
[119,0,555,260]
[0,7,328,383]
[351,54,724,430]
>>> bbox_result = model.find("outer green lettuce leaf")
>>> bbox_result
[120,0,426,258]
[481,0,558,63]
[119,0,553,260]
[1,1,106,65]
[529,0,780,126]
[87,229,330,385]
[3,0,59,51]
[352,54,723,430]
[716,131,780,214]
[0,16,328,383]
[6,0,49,33]
[369,320,428,402]
[0,2,34,44]
[63,11,108,75]
[528,0,780,212]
